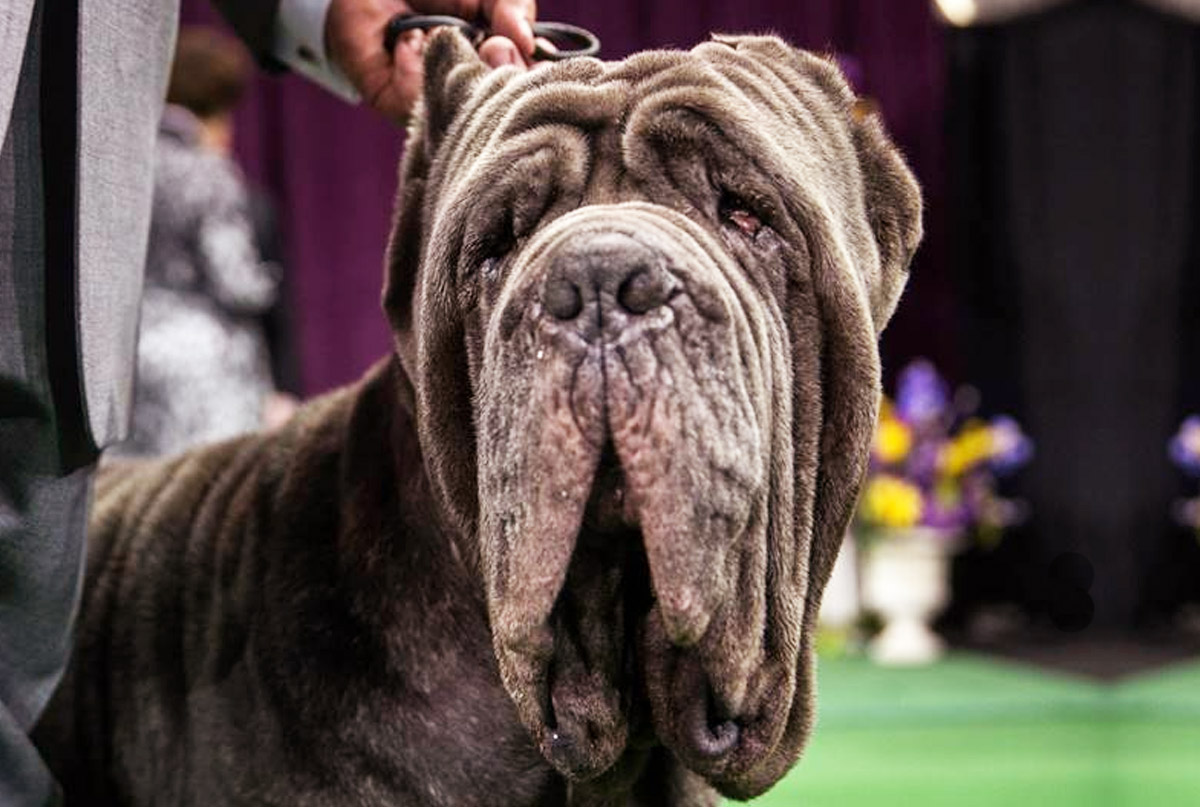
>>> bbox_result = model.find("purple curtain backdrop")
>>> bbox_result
[181,0,948,395]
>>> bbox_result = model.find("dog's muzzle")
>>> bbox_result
[482,203,776,784]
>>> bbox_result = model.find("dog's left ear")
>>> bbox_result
[850,108,923,331]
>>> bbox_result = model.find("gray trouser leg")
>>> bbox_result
[1,0,90,803]
[0,702,56,807]
[0,460,89,807]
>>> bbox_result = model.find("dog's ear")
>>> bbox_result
[419,27,490,154]
[707,35,922,334]
[383,28,492,547]
[849,108,923,331]
[384,28,487,357]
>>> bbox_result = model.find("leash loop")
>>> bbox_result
[383,15,601,61]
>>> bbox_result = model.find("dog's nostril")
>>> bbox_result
[687,682,740,759]
[544,277,584,320]
[617,269,670,315]
[692,718,740,759]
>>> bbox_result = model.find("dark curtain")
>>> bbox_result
[946,0,1200,629]
[179,0,948,394]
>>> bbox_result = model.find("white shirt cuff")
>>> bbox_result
[273,0,361,102]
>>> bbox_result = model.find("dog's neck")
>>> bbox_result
[332,355,485,621]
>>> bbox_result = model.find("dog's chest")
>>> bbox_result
[369,615,566,806]
[259,569,568,807]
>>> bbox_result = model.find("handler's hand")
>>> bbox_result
[327,0,537,124]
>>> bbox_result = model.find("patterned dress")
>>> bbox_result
[113,106,280,458]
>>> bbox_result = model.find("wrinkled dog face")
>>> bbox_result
[385,31,921,799]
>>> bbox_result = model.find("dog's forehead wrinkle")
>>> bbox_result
[640,104,799,197]
[496,81,625,141]
[618,72,867,248]
[428,66,519,191]
[442,64,631,188]
[700,41,848,129]
[578,125,630,207]
[447,127,600,246]
[446,52,789,195]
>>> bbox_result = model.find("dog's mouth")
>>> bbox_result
[536,441,653,775]
[525,435,760,782]
[580,442,638,535]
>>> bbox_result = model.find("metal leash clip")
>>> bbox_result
[383,14,600,62]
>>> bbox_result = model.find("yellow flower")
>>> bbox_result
[874,414,912,464]
[859,475,924,528]
[939,420,993,477]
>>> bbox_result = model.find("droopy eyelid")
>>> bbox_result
[717,187,774,235]
[462,177,562,273]
[462,210,516,270]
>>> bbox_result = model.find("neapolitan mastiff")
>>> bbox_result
[34,29,921,806]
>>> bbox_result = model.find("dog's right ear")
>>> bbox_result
[383,27,492,548]
[417,27,490,155]
[384,28,486,358]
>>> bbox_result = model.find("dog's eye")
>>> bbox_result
[718,191,765,239]
[471,227,515,279]
[480,254,504,279]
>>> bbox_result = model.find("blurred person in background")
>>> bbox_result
[250,190,306,426]
[115,27,295,458]
[0,1,538,803]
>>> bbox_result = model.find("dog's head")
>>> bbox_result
[384,30,920,799]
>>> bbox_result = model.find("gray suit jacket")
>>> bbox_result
[0,0,278,472]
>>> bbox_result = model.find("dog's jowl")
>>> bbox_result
[34,30,921,807]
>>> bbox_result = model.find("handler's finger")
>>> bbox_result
[485,0,536,59]
[477,35,524,68]
[374,27,426,123]
[392,27,428,67]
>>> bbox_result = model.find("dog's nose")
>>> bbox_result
[542,232,677,339]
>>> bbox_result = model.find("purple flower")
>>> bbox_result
[859,358,1034,541]
[1169,416,1200,476]
[988,416,1034,474]
[895,360,950,425]
[906,442,942,487]
[921,499,971,531]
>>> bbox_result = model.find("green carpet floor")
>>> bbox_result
[736,653,1200,807]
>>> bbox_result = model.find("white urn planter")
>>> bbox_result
[818,535,861,631]
[862,527,960,666]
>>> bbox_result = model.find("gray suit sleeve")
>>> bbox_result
[209,0,360,101]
